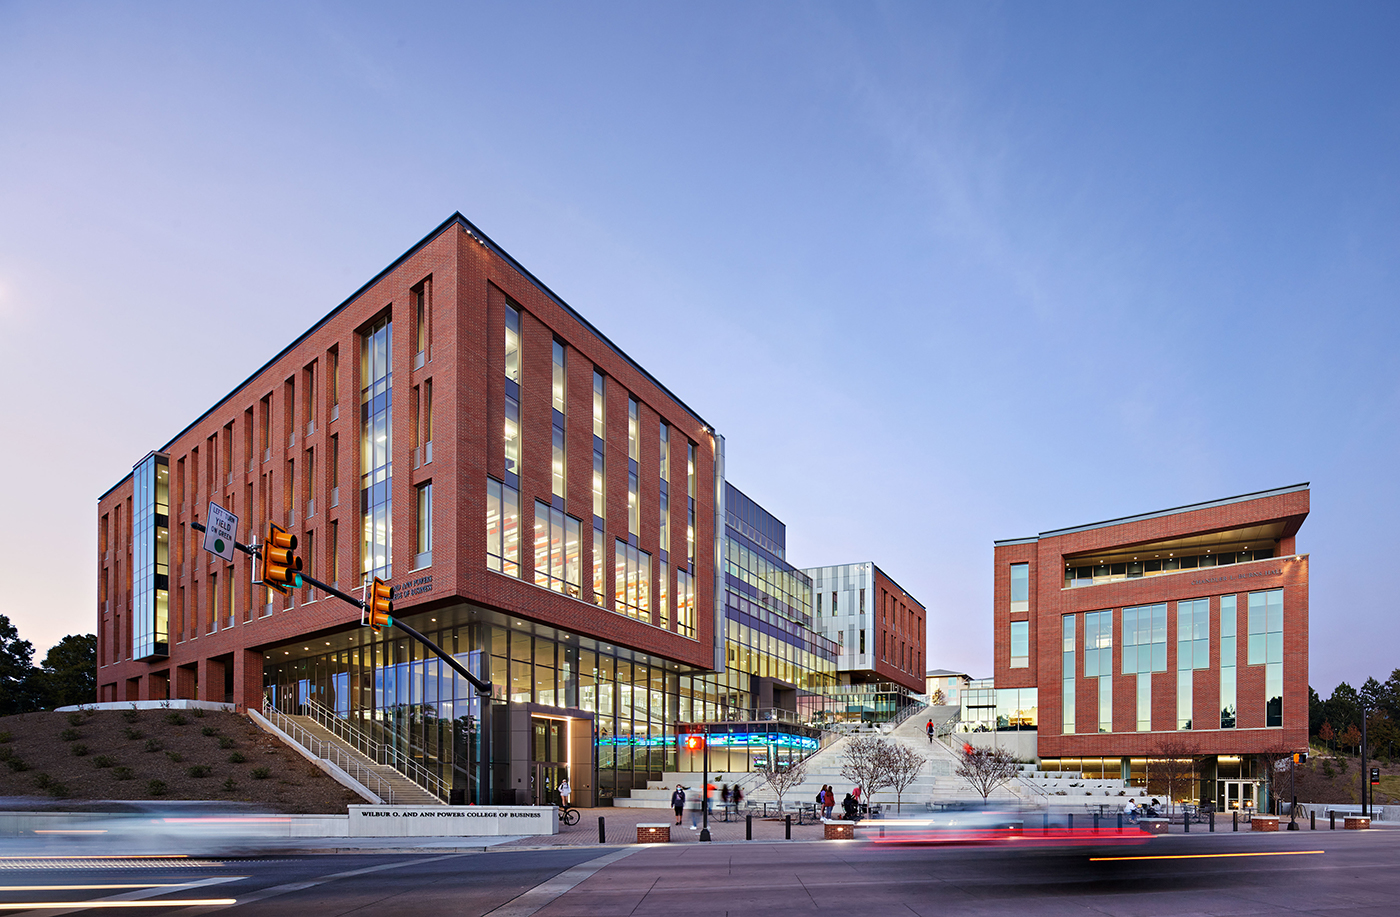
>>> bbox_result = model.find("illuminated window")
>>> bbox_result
[1009,620,1029,668]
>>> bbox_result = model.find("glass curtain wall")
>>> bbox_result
[360,317,393,582]
[132,453,170,659]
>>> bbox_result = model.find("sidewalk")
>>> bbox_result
[497,806,830,848]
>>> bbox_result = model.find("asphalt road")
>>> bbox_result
[0,828,1394,916]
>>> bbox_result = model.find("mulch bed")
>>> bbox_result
[0,708,362,813]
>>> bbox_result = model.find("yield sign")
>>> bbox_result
[203,502,239,562]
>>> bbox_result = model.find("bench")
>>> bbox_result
[636,823,671,843]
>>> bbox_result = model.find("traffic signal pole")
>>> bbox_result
[193,522,496,802]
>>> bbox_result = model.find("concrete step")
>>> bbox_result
[288,715,443,807]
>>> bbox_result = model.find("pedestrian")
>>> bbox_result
[926,719,935,743]
[689,786,703,829]
[721,783,731,805]
[823,785,835,819]
[853,785,862,814]
[671,785,686,826]
[558,777,571,808]
[732,784,743,808]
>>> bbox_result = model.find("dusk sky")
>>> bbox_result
[2,2,1396,695]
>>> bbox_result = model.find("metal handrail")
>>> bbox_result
[299,698,449,802]
[261,699,394,804]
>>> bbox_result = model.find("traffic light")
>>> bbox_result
[1372,767,1381,786]
[684,735,704,751]
[365,576,393,634]
[261,523,303,594]
[1293,752,1308,764]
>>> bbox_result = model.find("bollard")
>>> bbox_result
[598,816,607,844]
[1184,811,1190,833]
[1043,813,1049,832]
[1330,811,1335,830]
[746,814,752,841]
[1117,813,1123,832]
[1311,810,1316,830]
[880,825,885,838]
[1209,810,1215,832]
[1233,811,1238,832]
[1067,813,1073,831]
[1093,813,1100,832]
[785,814,791,840]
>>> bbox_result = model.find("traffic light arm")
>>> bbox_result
[392,617,494,698]
[189,522,258,558]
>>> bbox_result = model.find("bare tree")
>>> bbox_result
[1253,739,1296,816]
[886,744,928,812]
[954,742,1020,803]
[1149,736,1201,818]
[840,735,895,808]
[757,757,808,811]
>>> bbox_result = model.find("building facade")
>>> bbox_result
[991,484,1310,811]
[94,213,885,806]
[925,669,972,706]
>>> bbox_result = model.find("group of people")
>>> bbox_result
[816,785,864,821]
[1122,797,1162,823]
[670,778,744,828]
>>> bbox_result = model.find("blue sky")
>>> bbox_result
[1,2,1396,694]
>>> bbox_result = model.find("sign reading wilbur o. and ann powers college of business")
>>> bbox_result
[348,806,558,837]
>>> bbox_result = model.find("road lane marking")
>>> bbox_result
[481,847,642,917]
[0,901,237,909]
[1091,850,1326,862]
[0,884,238,892]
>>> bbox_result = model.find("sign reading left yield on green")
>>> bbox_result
[203,501,239,562]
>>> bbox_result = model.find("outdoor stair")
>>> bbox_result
[286,715,443,807]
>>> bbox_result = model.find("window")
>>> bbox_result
[504,304,521,485]
[1010,563,1029,612]
[1248,588,1284,726]
[1220,595,1237,728]
[486,478,520,576]
[592,524,606,606]
[592,371,605,522]
[676,567,695,637]
[614,538,651,620]
[534,501,581,597]
[627,397,639,462]
[413,279,431,366]
[504,304,520,383]
[1177,598,1210,729]
[627,398,639,536]
[1062,615,1076,734]
[1122,602,1165,732]
[658,563,670,630]
[421,380,433,464]
[415,483,432,569]
[360,316,392,582]
[686,442,695,565]
[1084,610,1112,733]
[552,342,566,499]
[659,422,669,556]
[1009,620,1029,668]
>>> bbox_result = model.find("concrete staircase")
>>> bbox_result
[616,705,1052,811]
[285,714,444,807]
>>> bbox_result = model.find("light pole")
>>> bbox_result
[1361,704,1369,818]
[699,722,712,842]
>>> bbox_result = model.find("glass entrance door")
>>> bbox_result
[530,716,568,806]
[1217,780,1257,811]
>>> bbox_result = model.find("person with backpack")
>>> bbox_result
[824,785,836,819]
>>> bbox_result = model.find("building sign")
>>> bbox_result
[347,805,557,837]
[1190,567,1283,587]
[678,731,819,751]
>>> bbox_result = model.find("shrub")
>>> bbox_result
[93,755,116,768]
[228,752,247,764]
[33,773,52,789]
[165,751,184,763]
[147,779,167,796]
[201,726,219,737]
[47,781,71,798]
[1339,756,1350,773]
[165,712,188,726]
[122,710,139,723]
[114,766,134,780]
[0,731,10,743]
[144,739,163,753]
[250,766,270,780]
[222,777,237,792]
[192,707,207,719]
[187,765,212,779]
[1323,760,1336,778]
[218,737,236,749]
[66,712,84,727]
[0,746,11,761]
[70,744,89,757]
[60,728,82,742]
[124,727,144,740]
[6,757,29,772]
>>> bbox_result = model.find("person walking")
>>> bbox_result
[926,719,935,743]
[558,778,571,808]
[671,785,686,826]
[732,783,743,809]
[689,786,703,829]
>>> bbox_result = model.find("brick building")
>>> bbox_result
[991,484,1310,810]
[95,213,828,805]
[801,562,927,701]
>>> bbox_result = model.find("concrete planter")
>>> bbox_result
[1251,815,1279,832]
[824,819,856,839]
[637,823,671,843]
[1344,816,1371,830]
[1138,818,1169,835]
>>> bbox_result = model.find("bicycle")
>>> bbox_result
[559,802,580,826]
